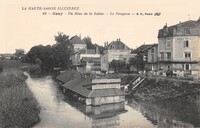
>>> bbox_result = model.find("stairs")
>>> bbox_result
[125,74,147,95]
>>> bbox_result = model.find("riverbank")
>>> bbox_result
[133,76,200,102]
[0,70,40,128]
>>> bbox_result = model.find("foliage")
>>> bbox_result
[14,49,25,59]
[83,36,105,54]
[0,71,40,127]
[28,65,41,76]
[0,62,3,73]
[129,53,145,71]
[109,59,126,73]
[83,36,96,49]
[24,32,73,73]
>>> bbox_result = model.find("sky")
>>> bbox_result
[1,0,200,53]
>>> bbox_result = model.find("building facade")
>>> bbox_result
[145,44,158,71]
[70,35,87,53]
[101,39,134,71]
[158,18,200,76]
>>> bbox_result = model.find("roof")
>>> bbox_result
[70,35,86,45]
[63,78,92,97]
[56,70,82,83]
[132,44,156,53]
[88,88,126,98]
[107,39,130,50]
[158,19,200,38]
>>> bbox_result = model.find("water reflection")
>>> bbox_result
[25,74,200,128]
[128,94,200,128]
[63,96,126,128]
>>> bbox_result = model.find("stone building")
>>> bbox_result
[157,18,200,76]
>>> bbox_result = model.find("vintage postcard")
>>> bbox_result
[1,0,200,128]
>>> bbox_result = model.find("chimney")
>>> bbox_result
[107,41,108,47]
[104,42,106,47]
[198,17,200,22]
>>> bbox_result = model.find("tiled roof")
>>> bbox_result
[158,19,200,38]
[132,44,155,53]
[88,88,126,98]
[108,40,130,50]
[63,78,92,97]
[56,70,82,83]
[70,35,86,45]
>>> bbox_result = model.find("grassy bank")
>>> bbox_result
[0,70,40,128]
[133,77,200,102]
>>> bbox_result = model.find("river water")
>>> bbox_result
[25,74,200,128]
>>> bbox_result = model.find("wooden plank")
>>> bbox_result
[92,79,121,84]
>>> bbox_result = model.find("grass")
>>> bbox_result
[0,60,32,71]
[0,70,40,128]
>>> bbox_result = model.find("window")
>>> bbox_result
[185,52,191,59]
[112,45,115,49]
[186,64,190,70]
[185,29,190,35]
[182,64,184,70]
[184,40,189,48]
[166,40,171,48]
[151,48,154,53]
[166,52,171,60]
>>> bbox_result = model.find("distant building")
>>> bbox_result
[71,45,101,74]
[130,44,156,72]
[145,44,158,71]
[158,18,200,76]
[106,39,131,62]
[101,39,135,71]
[70,35,87,53]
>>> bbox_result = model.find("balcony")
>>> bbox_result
[158,57,200,63]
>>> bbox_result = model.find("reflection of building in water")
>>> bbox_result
[92,116,120,128]
[128,98,197,128]
[86,102,126,128]
[64,97,126,128]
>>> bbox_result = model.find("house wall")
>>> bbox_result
[158,36,200,74]
[101,54,109,71]
[147,45,158,63]
[158,37,173,61]
[107,49,131,62]
[173,36,200,61]
[91,96,125,106]
[80,54,101,59]
[73,44,86,52]
[86,98,92,105]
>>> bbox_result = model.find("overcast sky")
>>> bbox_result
[1,0,200,53]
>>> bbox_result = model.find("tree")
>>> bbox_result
[0,62,3,73]
[83,36,105,54]
[14,49,25,59]
[83,36,96,49]
[53,32,74,69]
[109,59,126,73]
[129,53,145,71]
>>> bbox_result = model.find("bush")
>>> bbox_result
[28,65,41,76]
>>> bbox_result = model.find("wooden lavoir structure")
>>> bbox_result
[56,70,126,106]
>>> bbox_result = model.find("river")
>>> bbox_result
[25,74,200,128]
